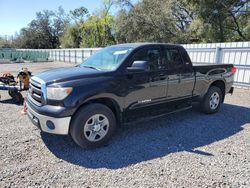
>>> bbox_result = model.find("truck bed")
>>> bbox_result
[193,63,233,74]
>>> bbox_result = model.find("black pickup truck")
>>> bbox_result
[27,43,236,148]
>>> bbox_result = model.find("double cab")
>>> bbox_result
[27,43,236,148]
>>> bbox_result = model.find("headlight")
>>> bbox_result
[46,87,73,100]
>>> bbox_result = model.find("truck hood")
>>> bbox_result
[35,66,105,84]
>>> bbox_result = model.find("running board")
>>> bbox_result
[124,106,192,125]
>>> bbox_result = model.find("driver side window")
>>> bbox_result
[131,48,161,71]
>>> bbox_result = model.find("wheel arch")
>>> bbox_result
[209,80,226,102]
[71,97,122,127]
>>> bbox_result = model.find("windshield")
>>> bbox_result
[79,46,133,71]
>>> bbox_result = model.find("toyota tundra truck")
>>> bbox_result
[27,43,236,148]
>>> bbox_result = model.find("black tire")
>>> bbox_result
[8,90,23,103]
[200,86,223,114]
[70,103,117,149]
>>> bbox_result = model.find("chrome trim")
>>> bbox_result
[33,93,41,99]
[29,76,47,105]
[31,76,47,100]
[26,102,71,135]
[27,94,41,107]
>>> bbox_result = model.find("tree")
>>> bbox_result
[115,0,250,43]
[8,0,250,49]
[115,0,194,43]
[70,7,89,24]
[60,4,116,48]
[80,12,116,47]
[188,0,250,42]
[0,36,14,48]
[60,6,89,48]
[60,24,82,48]
[52,6,71,45]
[14,7,69,49]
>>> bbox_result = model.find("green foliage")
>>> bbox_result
[115,0,192,43]
[60,4,116,48]
[0,36,13,48]
[70,7,89,24]
[80,12,116,47]
[13,7,70,49]
[60,24,82,48]
[3,0,250,49]
[187,0,250,42]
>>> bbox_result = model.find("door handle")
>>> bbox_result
[160,76,167,80]
[159,74,167,80]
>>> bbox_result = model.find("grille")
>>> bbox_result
[29,78,43,106]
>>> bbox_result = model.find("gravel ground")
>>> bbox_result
[0,62,249,187]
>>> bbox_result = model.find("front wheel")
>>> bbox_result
[70,103,117,148]
[200,86,223,114]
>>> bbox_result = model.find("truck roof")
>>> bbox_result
[110,43,183,49]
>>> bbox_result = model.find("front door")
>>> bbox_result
[124,47,168,110]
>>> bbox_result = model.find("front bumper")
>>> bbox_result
[26,102,71,135]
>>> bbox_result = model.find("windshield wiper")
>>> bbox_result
[81,65,101,71]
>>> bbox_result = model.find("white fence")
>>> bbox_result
[183,42,250,88]
[19,48,101,64]
[47,48,101,63]
[22,41,250,88]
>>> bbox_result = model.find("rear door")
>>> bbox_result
[164,47,195,99]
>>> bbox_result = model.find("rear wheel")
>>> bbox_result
[200,86,223,114]
[70,103,116,148]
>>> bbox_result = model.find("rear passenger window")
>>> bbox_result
[163,49,183,69]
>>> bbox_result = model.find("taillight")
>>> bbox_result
[231,66,237,74]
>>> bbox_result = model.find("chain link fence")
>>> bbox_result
[0,49,49,62]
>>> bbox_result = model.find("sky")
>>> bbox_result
[0,0,106,36]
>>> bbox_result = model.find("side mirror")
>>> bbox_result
[127,61,150,72]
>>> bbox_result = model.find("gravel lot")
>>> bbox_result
[0,62,249,187]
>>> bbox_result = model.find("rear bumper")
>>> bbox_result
[26,102,71,135]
